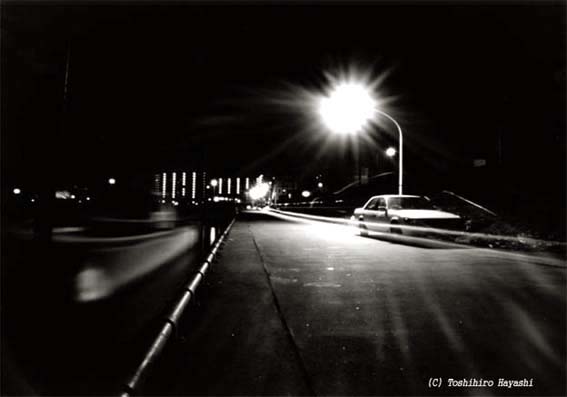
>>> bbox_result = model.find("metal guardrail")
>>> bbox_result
[121,218,236,397]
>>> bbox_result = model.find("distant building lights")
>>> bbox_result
[210,179,218,187]
[162,173,167,198]
[302,190,311,198]
[236,178,241,195]
[192,172,197,199]
[13,188,21,195]
[219,178,223,194]
[245,177,250,190]
[228,178,232,195]
[172,172,177,199]
[182,172,187,197]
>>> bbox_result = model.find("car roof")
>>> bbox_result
[369,194,422,199]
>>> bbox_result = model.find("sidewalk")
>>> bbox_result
[141,217,312,395]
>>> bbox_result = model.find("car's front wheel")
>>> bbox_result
[390,221,402,235]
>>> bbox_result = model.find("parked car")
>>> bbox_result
[351,194,465,236]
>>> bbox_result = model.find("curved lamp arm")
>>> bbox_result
[375,110,403,195]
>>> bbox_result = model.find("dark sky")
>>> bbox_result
[2,2,565,192]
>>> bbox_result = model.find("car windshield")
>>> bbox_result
[388,197,434,210]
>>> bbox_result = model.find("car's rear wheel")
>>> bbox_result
[359,222,368,236]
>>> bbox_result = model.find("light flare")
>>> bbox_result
[318,81,377,135]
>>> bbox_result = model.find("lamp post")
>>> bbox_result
[376,110,403,195]
[317,80,404,195]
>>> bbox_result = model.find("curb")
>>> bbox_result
[121,218,236,396]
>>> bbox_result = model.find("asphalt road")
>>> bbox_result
[143,211,566,396]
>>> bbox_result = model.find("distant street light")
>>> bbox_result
[108,178,116,185]
[210,179,218,196]
[249,183,270,201]
[317,78,404,194]
[317,182,323,188]
[386,147,397,157]
[13,188,21,195]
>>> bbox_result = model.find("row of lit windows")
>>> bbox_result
[156,173,257,199]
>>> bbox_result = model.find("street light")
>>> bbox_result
[210,179,218,196]
[386,147,397,157]
[317,80,404,195]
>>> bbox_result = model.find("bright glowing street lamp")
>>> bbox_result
[317,80,404,195]
[210,179,218,196]
[385,147,397,157]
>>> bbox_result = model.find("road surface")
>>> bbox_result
[142,210,566,396]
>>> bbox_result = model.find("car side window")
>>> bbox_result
[377,198,386,208]
[365,198,379,210]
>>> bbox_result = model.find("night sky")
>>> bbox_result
[2,2,565,196]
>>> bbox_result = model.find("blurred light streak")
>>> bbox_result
[172,172,177,199]
[76,267,110,302]
[72,227,198,302]
[270,209,566,253]
[236,178,241,195]
[265,210,357,241]
[219,178,223,194]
